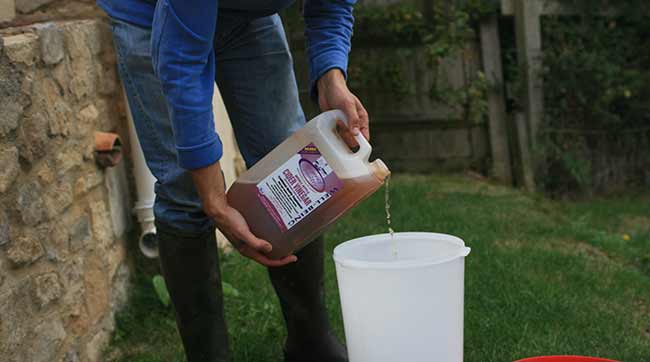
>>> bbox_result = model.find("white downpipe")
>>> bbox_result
[122,85,242,256]
[124,89,158,258]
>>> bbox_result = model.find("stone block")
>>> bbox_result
[107,241,126,280]
[0,146,19,193]
[0,258,5,287]
[75,167,103,197]
[37,23,65,65]
[48,100,73,136]
[83,255,108,327]
[93,98,115,131]
[55,141,84,177]
[109,261,129,310]
[29,222,62,264]
[16,111,48,164]
[61,21,92,60]
[85,21,103,57]
[65,299,89,335]
[43,207,82,262]
[52,61,71,95]
[20,69,34,96]
[86,328,110,362]
[74,104,99,138]
[0,282,36,357]
[82,141,95,161]
[48,221,69,261]
[15,0,56,13]
[44,180,74,218]
[59,20,106,56]
[0,100,22,137]
[0,52,23,137]
[89,199,113,249]
[41,77,73,136]
[70,62,95,101]
[32,272,62,308]
[17,180,47,225]
[69,215,91,252]
[61,256,88,334]
[0,209,9,246]
[63,350,80,362]
[2,33,39,66]
[61,23,96,101]
[0,0,15,22]
[26,319,67,362]
[35,160,56,184]
[78,104,99,123]
[6,231,44,267]
[62,256,84,293]
[96,61,117,95]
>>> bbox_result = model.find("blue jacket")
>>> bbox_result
[98,0,355,169]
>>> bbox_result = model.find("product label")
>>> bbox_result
[256,143,343,232]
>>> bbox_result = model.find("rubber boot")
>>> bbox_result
[156,222,231,362]
[268,236,348,362]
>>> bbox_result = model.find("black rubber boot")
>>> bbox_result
[268,236,348,362]
[156,222,231,362]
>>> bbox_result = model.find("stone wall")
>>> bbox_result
[0,19,132,362]
[1,0,103,26]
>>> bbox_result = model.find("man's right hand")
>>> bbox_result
[190,161,297,267]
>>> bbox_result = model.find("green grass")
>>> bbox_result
[103,174,650,362]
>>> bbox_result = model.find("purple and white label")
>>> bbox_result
[256,143,343,232]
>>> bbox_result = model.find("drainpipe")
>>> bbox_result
[124,91,158,258]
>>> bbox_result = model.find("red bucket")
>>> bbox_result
[516,356,619,362]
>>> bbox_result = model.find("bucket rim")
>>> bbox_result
[333,232,470,269]
[515,357,620,362]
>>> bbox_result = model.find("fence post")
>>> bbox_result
[514,0,544,148]
[515,112,536,192]
[479,15,513,184]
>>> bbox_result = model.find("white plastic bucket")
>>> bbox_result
[333,232,471,362]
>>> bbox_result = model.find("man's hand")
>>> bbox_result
[191,162,297,267]
[317,69,370,148]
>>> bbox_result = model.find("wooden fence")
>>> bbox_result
[284,0,643,190]
[492,0,632,191]
[283,0,491,174]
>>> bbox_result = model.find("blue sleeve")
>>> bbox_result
[151,0,222,170]
[303,0,356,100]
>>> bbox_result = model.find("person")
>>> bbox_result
[98,0,370,361]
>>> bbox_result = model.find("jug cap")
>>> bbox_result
[370,159,390,180]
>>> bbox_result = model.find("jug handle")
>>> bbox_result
[322,109,372,162]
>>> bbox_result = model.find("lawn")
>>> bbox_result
[103,174,650,362]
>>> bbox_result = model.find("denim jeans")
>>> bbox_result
[110,13,306,233]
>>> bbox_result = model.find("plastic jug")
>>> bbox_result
[227,110,390,259]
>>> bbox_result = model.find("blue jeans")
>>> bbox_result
[110,14,306,233]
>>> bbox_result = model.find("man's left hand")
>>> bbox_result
[317,69,369,148]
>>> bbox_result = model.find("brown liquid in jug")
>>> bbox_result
[228,173,385,259]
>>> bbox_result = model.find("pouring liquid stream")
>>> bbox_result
[385,175,397,259]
